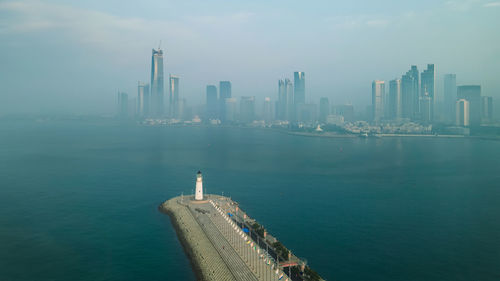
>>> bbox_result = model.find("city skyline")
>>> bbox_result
[1,0,500,115]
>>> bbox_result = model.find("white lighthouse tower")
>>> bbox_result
[195,171,203,201]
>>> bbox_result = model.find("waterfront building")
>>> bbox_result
[169,75,180,118]
[195,171,203,201]
[388,79,402,120]
[481,96,493,123]
[401,65,419,119]
[137,81,149,117]
[327,114,344,126]
[444,74,457,123]
[225,97,237,122]
[294,72,305,104]
[333,104,355,122]
[420,64,435,121]
[319,97,330,123]
[297,103,317,124]
[456,99,470,126]
[457,85,481,127]
[372,80,385,123]
[277,80,287,120]
[206,85,218,120]
[240,96,256,124]
[150,48,164,117]
[285,79,294,120]
[262,97,272,122]
[219,81,232,122]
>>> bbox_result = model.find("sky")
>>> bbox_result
[0,0,499,115]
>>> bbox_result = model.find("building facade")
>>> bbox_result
[150,48,164,117]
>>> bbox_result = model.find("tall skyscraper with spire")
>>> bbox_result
[150,47,164,117]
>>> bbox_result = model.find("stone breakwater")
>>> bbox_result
[160,197,235,281]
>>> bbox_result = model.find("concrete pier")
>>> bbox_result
[160,194,323,281]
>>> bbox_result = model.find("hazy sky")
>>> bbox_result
[1,0,499,115]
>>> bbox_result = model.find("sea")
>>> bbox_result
[1,119,499,281]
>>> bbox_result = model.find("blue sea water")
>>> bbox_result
[1,120,499,281]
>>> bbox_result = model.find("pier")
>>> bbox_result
[160,194,322,281]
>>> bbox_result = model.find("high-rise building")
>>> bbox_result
[401,66,419,119]
[481,96,493,123]
[150,48,164,117]
[137,81,149,117]
[388,79,402,120]
[372,80,385,123]
[333,104,355,122]
[219,81,232,121]
[420,64,435,121]
[444,74,457,123]
[117,92,128,118]
[206,85,218,120]
[285,79,294,120]
[225,97,237,122]
[263,97,272,122]
[277,80,287,120]
[240,96,256,123]
[169,75,180,118]
[319,97,330,123]
[293,72,306,119]
[457,85,481,127]
[456,99,470,127]
[297,104,317,123]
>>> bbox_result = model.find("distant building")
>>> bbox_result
[319,97,330,123]
[326,115,344,126]
[150,48,164,117]
[388,79,402,120]
[481,96,493,123]
[332,104,355,122]
[219,81,232,122]
[420,64,435,121]
[117,92,128,118]
[457,85,481,127]
[277,80,287,120]
[206,85,218,120]
[444,74,457,123]
[263,97,272,122]
[285,79,294,120]
[401,65,419,120]
[137,81,149,117]
[297,103,317,123]
[456,99,470,127]
[169,75,180,118]
[240,96,256,123]
[225,97,237,122]
[372,80,385,123]
[294,72,305,104]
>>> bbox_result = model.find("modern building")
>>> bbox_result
[285,79,294,120]
[297,103,317,124]
[481,96,493,123]
[457,85,481,127]
[388,79,402,120]
[225,97,237,122]
[150,48,164,117]
[372,80,385,123]
[444,74,457,123]
[219,81,232,121]
[169,75,180,119]
[293,72,305,121]
[137,81,149,117]
[319,97,330,123]
[420,64,435,121]
[206,85,218,120]
[401,66,419,119]
[263,97,272,122]
[456,99,470,127]
[277,80,287,120]
[240,96,256,124]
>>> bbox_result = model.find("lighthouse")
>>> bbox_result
[195,171,203,201]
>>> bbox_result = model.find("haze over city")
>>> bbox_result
[1,0,500,115]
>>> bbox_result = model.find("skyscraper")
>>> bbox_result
[263,97,272,122]
[481,96,493,123]
[206,85,218,120]
[457,85,481,127]
[401,66,419,119]
[420,64,435,121]
[294,72,305,105]
[117,92,128,118]
[456,99,470,127]
[219,81,232,122]
[225,97,237,122]
[388,79,402,120]
[150,48,164,117]
[444,74,457,123]
[285,79,294,120]
[372,80,385,123]
[278,79,286,120]
[169,75,180,118]
[319,97,330,123]
[240,96,256,123]
[137,81,149,117]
